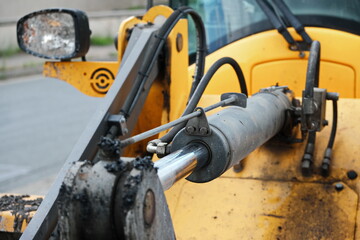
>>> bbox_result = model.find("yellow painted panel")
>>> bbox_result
[188,28,360,98]
[168,19,190,121]
[117,16,142,62]
[43,61,119,97]
[252,60,355,98]
[142,5,173,22]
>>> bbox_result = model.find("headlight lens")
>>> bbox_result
[17,9,91,60]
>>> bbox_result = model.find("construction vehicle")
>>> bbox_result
[1,0,360,239]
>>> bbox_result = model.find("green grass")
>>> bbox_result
[90,36,114,46]
[22,62,42,68]
[0,47,21,57]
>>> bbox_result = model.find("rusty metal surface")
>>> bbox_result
[170,179,357,240]
[58,157,175,239]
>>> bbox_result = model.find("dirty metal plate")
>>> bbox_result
[169,178,357,240]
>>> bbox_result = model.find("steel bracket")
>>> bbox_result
[301,88,327,131]
[185,107,211,136]
[108,114,129,136]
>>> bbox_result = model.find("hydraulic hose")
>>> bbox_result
[122,6,207,117]
[156,6,207,99]
[304,41,320,99]
[301,130,316,176]
[160,57,248,143]
[301,40,320,176]
[255,0,297,46]
[327,99,338,149]
[321,97,338,177]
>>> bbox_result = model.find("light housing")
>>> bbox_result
[17,8,91,60]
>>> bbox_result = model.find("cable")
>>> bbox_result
[255,0,297,46]
[160,57,248,143]
[121,6,207,117]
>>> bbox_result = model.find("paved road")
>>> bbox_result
[0,75,102,195]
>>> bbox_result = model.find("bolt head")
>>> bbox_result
[199,127,208,135]
[176,33,183,52]
[186,126,196,134]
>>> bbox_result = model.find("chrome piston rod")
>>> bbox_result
[154,143,209,190]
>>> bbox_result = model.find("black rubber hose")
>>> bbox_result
[255,0,297,46]
[301,130,316,176]
[160,57,248,143]
[327,99,338,149]
[123,6,207,116]
[272,0,313,44]
[320,98,338,177]
[304,40,320,99]
[301,41,320,176]
[157,7,207,94]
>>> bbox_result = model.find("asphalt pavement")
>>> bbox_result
[0,75,103,195]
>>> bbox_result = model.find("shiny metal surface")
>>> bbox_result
[155,144,209,190]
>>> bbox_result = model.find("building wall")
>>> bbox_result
[0,0,146,19]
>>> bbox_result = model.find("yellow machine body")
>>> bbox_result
[166,96,360,239]
[2,4,360,239]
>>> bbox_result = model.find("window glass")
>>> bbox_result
[170,0,360,55]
